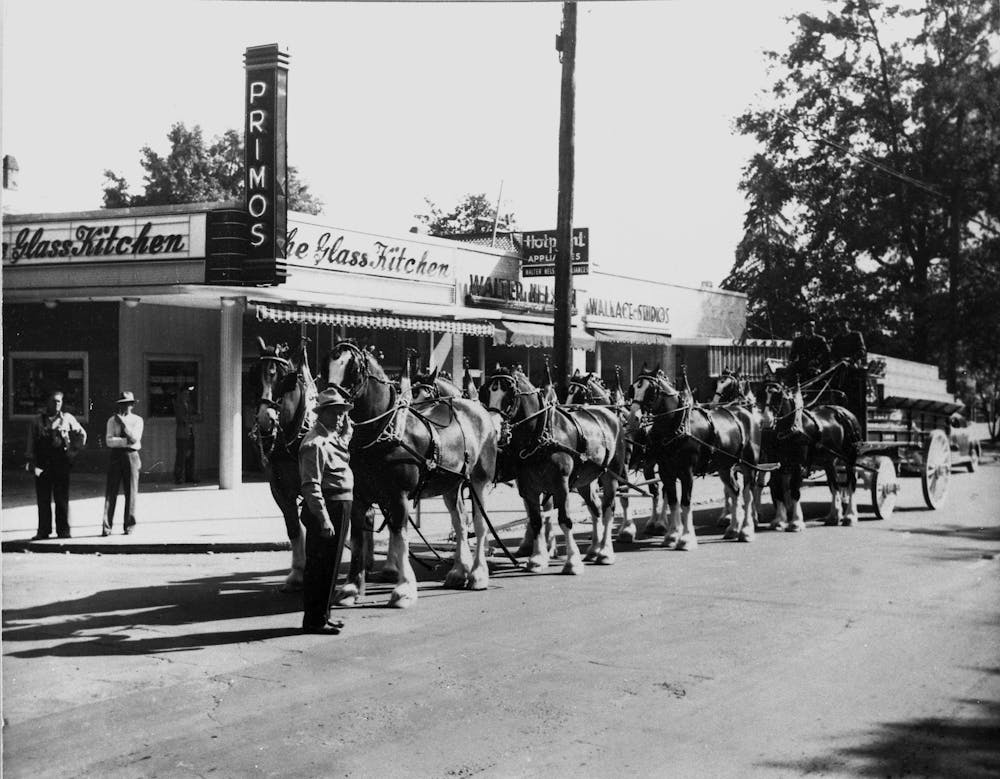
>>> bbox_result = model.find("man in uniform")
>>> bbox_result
[298,387,355,635]
[786,318,830,385]
[830,315,868,416]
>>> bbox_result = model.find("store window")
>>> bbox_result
[147,358,200,418]
[7,351,89,420]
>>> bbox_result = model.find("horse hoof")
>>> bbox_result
[786,524,804,533]
[595,553,615,566]
[466,569,489,591]
[769,522,787,532]
[525,557,548,572]
[332,584,359,608]
[662,536,679,549]
[583,550,598,562]
[841,516,857,526]
[676,537,698,551]
[444,570,468,589]
[722,529,738,541]
[388,587,417,609]
[561,558,584,575]
[737,531,753,543]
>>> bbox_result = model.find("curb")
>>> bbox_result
[1,540,292,555]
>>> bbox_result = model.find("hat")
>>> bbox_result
[115,391,138,404]
[315,388,353,411]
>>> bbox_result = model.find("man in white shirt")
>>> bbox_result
[103,391,144,536]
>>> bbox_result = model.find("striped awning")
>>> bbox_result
[589,329,671,346]
[254,302,495,337]
[497,321,596,351]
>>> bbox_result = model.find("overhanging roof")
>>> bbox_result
[589,329,671,346]
[498,320,596,351]
[254,302,495,337]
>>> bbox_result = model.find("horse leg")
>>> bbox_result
[577,482,602,562]
[618,490,635,544]
[517,494,556,558]
[269,462,305,592]
[720,467,740,541]
[522,493,550,572]
[332,501,371,607]
[443,488,473,589]
[385,493,418,609]
[841,458,859,526]
[824,460,843,526]
[466,478,491,591]
[675,468,698,551]
[645,463,667,536]
[738,466,755,542]
[554,476,584,575]
[661,473,680,548]
[770,472,788,531]
[785,468,805,532]
[593,472,618,565]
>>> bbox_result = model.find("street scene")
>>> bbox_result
[3,0,1000,777]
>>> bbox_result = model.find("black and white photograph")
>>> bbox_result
[2,0,998,776]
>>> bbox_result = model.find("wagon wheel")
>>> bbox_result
[921,429,951,509]
[870,456,899,520]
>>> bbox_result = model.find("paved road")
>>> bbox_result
[3,464,999,778]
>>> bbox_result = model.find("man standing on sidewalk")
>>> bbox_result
[103,391,144,536]
[25,390,87,540]
[298,387,354,635]
[173,384,198,484]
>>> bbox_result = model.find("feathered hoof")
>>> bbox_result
[280,571,304,593]
[332,583,359,608]
[786,523,804,533]
[466,568,489,591]
[561,556,584,575]
[618,530,635,545]
[661,535,679,549]
[737,530,754,543]
[525,556,549,572]
[388,585,418,609]
[444,569,469,589]
[583,549,598,562]
[840,515,858,526]
[769,521,787,532]
[722,528,739,541]
[594,552,615,566]
[676,536,698,551]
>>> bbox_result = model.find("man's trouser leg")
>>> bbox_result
[103,453,124,532]
[52,466,71,537]
[123,452,140,531]
[35,472,54,537]
[302,500,351,629]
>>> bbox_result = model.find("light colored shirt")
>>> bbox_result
[106,412,144,451]
[298,419,353,524]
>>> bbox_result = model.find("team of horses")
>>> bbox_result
[252,337,866,611]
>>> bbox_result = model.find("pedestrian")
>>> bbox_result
[103,391,144,536]
[25,390,87,540]
[297,387,354,635]
[173,384,198,484]
[786,318,830,385]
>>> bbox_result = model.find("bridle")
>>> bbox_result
[327,341,394,405]
[567,376,611,405]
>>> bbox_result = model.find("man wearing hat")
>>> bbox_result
[103,391,145,536]
[786,318,831,385]
[830,315,868,415]
[298,387,355,634]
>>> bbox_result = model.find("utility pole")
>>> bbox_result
[553,1,577,399]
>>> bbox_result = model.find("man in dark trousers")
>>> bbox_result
[830,315,868,416]
[25,390,87,540]
[298,387,355,635]
[786,318,831,385]
[173,384,197,484]
[103,391,144,536]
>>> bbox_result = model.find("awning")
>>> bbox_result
[254,302,494,337]
[498,321,596,351]
[589,329,671,347]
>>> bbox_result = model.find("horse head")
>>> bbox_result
[761,381,804,434]
[412,366,461,403]
[566,372,611,405]
[253,336,314,456]
[483,366,543,421]
[627,365,681,431]
[325,341,394,419]
[711,370,743,405]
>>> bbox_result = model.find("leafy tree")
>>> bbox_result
[415,193,516,237]
[102,122,323,214]
[727,0,1000,390]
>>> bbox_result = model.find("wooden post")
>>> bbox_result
[553,1,577,400]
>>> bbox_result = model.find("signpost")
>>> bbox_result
[521,227,589,277]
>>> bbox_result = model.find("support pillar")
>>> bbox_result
[219,296,245,489]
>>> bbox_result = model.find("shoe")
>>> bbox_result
[302,621,343,635]
[101,529,111,537]
[30,534,51,541]
[57,533,71,539]
[124,526,135,535]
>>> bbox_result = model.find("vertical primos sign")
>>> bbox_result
[243,44,289,285]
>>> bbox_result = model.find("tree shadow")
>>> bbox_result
[759,694,1000,777]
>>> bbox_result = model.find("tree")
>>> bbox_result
[727,0,1000,388]
[102,122,324,214]
[414,193,516,237]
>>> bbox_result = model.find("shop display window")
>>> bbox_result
[8,351,89,420]
[147,358,200,418]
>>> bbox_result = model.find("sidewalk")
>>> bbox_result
[1,468,729,555]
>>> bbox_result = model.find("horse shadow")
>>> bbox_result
[2,566,304,658]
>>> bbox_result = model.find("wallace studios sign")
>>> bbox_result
[521,228,589,277]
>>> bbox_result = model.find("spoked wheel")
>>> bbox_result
[870,456,899,520]
[921,429,951,509]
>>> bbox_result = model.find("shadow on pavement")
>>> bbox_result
[758,693,1000,777]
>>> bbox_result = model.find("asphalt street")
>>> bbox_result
[2,460,999,778]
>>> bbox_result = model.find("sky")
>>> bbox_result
[1,0,805,287]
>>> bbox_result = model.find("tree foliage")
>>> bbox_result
[102,122,323,214]
[414,193,516,237]
[725,0,1000,398]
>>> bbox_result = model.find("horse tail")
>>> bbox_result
[831,406,864,455]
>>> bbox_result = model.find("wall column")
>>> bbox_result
[219,296,245,489]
